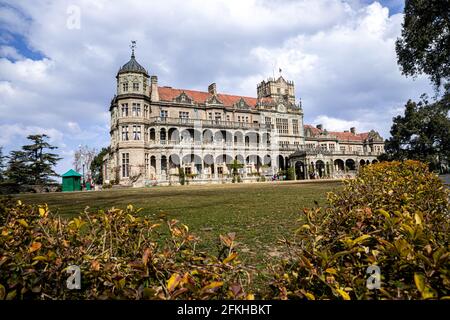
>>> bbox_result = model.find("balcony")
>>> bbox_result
[290,146,382,157]
[149,117,271,131]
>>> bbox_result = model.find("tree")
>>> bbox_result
[22,134,61,185]
[381,92,450,172]
[90,147,110,185]
[0,147,6,182]
[73,145,97,182]
[4,150,31,185]
[229,159,243,183]
[396,0,450,89]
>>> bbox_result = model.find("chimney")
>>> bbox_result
[150,76,159,101]
[316,124,323,130]
[208,83,217,95]
[350,127,356,134]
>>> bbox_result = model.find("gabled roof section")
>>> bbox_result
[304,125,381,142]
[158,87,258,108]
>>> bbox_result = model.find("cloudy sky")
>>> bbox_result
[0,0,434,174]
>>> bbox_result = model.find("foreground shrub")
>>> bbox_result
[268,160,449,300]
[0,199,251,300]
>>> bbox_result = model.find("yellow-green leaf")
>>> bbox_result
[18,219,28,228]
[0,284,5,299]
[32,256,48,262]
[304,292,315,300]
[167,273,181,292]
[353,234,371,245]
[223,252,238,264]
[414,273,425,292]
[38,207,46,217]
[378,209,390,219]
[6,290,16,300]
[336,288,351,300]
[414,213,422,225]
[325,268,337,275]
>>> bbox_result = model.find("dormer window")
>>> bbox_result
[133,83,139,91]
[123,83,129,92]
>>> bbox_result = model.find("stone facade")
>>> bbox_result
[103,51,384,186]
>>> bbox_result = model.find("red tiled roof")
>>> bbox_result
[158,86,258,108]
[305,124,370,142]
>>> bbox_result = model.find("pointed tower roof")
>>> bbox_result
[117,41,148,77]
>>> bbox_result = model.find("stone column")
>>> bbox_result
[305,160,309,180]
[156,155,161,180]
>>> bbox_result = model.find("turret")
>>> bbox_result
[116,41,149,96]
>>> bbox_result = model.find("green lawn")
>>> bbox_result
[14,181,341,290]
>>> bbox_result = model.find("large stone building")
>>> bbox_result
[103,48,384,186]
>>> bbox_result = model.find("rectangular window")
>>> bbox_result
[329,144,335,151]
[321,144,327,150]
[133,125,141,140]
[208,112,212,120]
[179,111,189,119]
[121,126,129,141]
[122,153,129,178]
[340,146,345,152]
[144,126,149,141]
[123,83,128,92]
[144,105,149,118]
[121,103,128,117]
[245,116,249,123]
[226,114,230,121]
[276,118,289,134]
[133,82,139,91]
[132,103,141,117]
[160,110,168,118]
[238,116,241,122]
[292,119,299,134]
[215,112,222,122]
[185,167,192,175]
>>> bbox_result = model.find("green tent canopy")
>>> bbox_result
[62,169,82,192]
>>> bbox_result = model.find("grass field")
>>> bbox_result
[14,181,341,290]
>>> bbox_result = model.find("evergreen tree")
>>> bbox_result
[0,147,6,182]
[5,150,31,185]
[22,134,61,185]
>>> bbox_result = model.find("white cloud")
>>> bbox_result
[0,45,25,60]
[0,0,434,174]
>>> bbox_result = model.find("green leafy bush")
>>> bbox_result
[0,199,251,300]
[267,160,449,300]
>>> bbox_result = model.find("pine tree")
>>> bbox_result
[22,134,61,185]
[5,150,31,185]
[0,147,6,182]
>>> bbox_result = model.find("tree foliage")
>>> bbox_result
[4,134,61,187]
[73,145,97,182]
[0,147,6,182]
[90,147,109,185]
[22,135,61,185]
[381,92,450,172]
[396,0,450,89]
